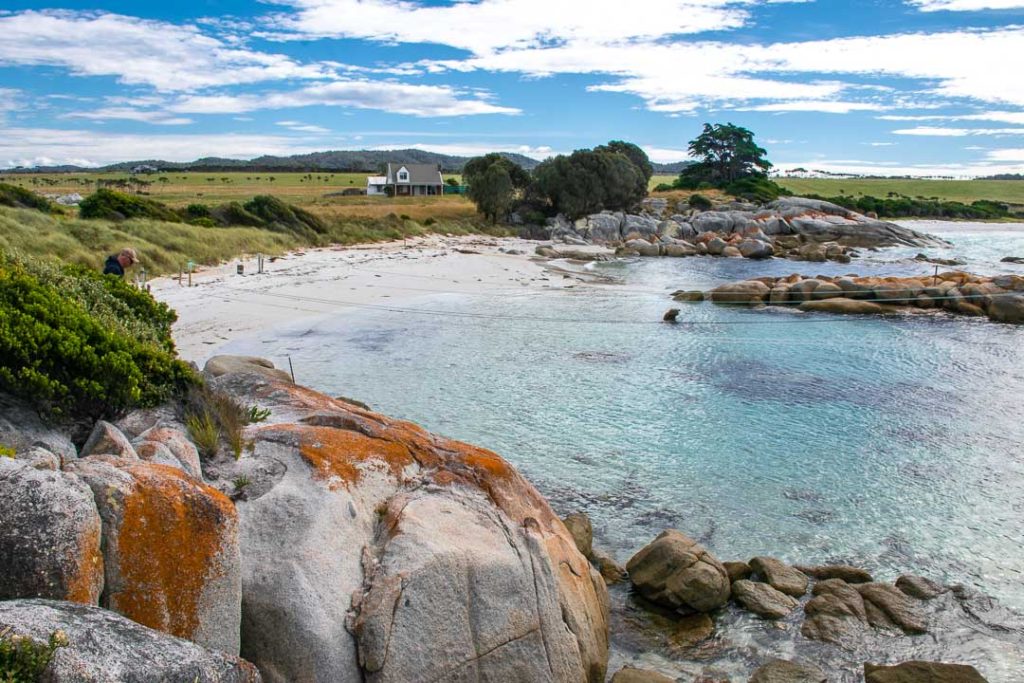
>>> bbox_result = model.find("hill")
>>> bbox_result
[5,149,691,175]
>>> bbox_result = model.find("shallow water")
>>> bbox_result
[219,222,1024,680]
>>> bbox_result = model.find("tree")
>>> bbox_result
[463,154,530,223]
[595,140,653,184]
[531,149,646,219]
[683,123,771,185]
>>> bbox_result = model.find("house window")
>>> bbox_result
[398,170,409,182]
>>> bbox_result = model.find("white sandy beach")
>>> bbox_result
[151,235,597,363]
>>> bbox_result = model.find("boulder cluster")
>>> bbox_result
[0,356,609,682]
[689,271,1024,325]
[539,197,945,263]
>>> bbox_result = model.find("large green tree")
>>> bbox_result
[531,148,646,219]
[683,123,772,185]
[463,154,531,223]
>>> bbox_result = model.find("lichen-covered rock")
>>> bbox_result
[708,281,770,306]
[133,440,186,472]
[864,661,988,683]
[626,529,730,613]
[750,557,808,597]
[769,198,947,247]
[66,458,241,654]
[207,371,609,683]
[987,294,1024,324]
[79,420,137,460]
[732,579,799,619]
[135,425,203,478]
[0,393,77,465]
[0,599,261,682]
[0,459,103,604]
[749,659,828,683]
[204,355,292,382]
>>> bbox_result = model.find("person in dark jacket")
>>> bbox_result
[103,248,138,277]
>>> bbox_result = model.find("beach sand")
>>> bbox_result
[151,235,598,363]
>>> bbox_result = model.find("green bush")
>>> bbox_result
[0,627,68,682]
[0,183,60,214]
[0,252,196,419]
[653,183,674,192]
[188,217,217,228]
[78,189,180,223]
[688,194,713,211]
[723,177,786,203]
[242,195,327,239]
[183,204,211,219]
[208,202,264,228]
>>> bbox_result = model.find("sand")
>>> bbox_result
[150,235,600,363]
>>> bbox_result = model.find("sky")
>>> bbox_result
[1,1,1024,176]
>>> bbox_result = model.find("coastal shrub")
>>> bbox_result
[0,627,68,682]
[188,217,217,228]
[0,251,195,419]
[804,193,1011,219]
[78,189,180,223]
[0,183,60,214]
[242,195,327,240]
[653,183,673,192]
[423,217,436,226]
[208,202,264,228]
[688,194,713,211]
[183,203,212,219]
[532,148,647,219]
[724,177,785,203]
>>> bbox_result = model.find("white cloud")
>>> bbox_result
[0,127,325,167]
[641,146,693,164]
[62,108,194,126]
[365,142,557,159]
[910,0,1024,10]
[736,101,887,113]
[892,126,1024,136]
[986,148,1024,161]
[0,10,332,91]
[276,120,331,133]
[864,142,898,146]
[266,0,755,52]
[170,81,520,117]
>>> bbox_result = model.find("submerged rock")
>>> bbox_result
[626,529,730,613]
[856,582,928,635]
[749,557,808,597]
[0,599,261,682]
[731,579,799,619]
[610,666,675,683]
[749,659,827,683]
[863,661,988,683]
[708,281,771,306]
[896,575,947,601]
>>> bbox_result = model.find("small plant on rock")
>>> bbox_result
[246,405,271,423]
[0,445,14,459]
[185,411,219,459]
[0,627,68,682]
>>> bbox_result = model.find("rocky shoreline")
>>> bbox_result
[533,196,949,265]
[2,356,1018,681]
[667,271,1024,325]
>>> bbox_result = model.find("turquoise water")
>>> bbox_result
[220,224,1024,620]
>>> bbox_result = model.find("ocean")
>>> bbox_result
[218,221,1024,679]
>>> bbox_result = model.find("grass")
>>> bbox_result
[776,178,1024,206]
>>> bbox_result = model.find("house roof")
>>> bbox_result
[385,163,444,185]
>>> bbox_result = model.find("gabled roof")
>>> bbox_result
[385,163,444,185]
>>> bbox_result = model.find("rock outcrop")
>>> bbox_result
[731,579,799,619]
[205,371,610,683]
[749,556,808,597]
[0,392,77,466]
[204,355,293,383]
[626,529,730,613]
[0,599,261,682]
[66,458,242,654]
[864,661,988,683]
[749,659,828,683]
[701,272,1024,325]
[0,459,104,604]
[610,666,676,683]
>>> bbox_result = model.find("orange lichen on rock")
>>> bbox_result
[66,521,105,604]
[262,424,416,489]
[112,463,236,641]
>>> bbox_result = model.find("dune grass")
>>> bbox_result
[0,206,300,275]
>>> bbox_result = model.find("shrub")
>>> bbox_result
[208,202,264,228]
[688,194,713,211]
[78,189,180,223]
[188,217,216,228]
[723,176,785,203]
[0,252,195,420]
[423,217,436,226]
[183,204,211,219]
[0,183,59,214]
[653,183,674,192]
[1,627,68,681]
[400,214,411,221]
[242,195,327,241]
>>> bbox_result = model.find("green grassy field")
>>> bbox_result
[0,171,476,222]
[775,178,1024,205]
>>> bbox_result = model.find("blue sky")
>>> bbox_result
[1,0,1023,175]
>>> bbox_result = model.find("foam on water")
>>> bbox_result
[220,222,1024,679]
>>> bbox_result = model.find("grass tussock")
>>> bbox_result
[182,384,268,460]
[0,206,300,276]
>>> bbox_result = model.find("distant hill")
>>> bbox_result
[4,149,691,174]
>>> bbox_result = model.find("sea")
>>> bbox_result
[218,221,1024,681]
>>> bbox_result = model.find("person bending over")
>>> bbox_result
[103,247,138,277]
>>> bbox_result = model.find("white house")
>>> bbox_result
[366,163,445,197]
